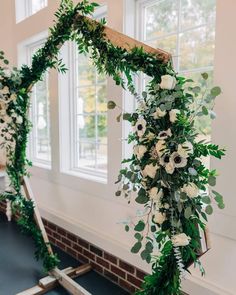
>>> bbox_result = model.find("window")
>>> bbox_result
[137,0,216,135]
[15,0,48,22]
[28,42,51,167]
[59,6,108,180]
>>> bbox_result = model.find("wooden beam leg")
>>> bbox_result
[21,177,92,295]
[16,265,92,295]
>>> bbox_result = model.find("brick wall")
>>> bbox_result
[43,218,146,293]
[0,201,189,295]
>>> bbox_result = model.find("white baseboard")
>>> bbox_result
[39,204,233,295]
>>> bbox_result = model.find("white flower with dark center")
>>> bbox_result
[160,154,175,174]
[149,187,163,202]
[169,109,180,123]
[172,233,191,247]
[177,141,193,158]
[0,101,7,116]
[182,182,199,198]
[170,152,187,168]
[143,163,159,179]
[152,107,166,119]
[157,128,172,139]
[155,140,166,156]
[160,75,177,90]
[135,118,147,137]
[133,145,147,160]
[153,212,166,225]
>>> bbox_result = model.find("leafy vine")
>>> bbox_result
[0,0,225,293]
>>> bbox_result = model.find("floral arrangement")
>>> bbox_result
[110,73,225,294]
[0,0,225,293]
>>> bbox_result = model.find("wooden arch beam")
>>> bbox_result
[74,15,172,63]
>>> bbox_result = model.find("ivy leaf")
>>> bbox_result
[125,225,129,232]
[205,205,213,215]
[134,233,142,241]
[123,113,132,121]
[211,86,221,97]
[134,220,146,232]
[131,242,142,254]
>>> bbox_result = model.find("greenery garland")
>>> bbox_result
[0,0,225,293]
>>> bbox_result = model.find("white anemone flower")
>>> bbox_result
[160,154,175,174]
[135,118,147,137]
[157,128,172,139]
[170,152,187,168]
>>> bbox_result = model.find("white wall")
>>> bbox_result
[0,0,236,294]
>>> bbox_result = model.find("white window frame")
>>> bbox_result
[15,0,48,23]
[136,0,216,79]
[17,31,51,169]
[59,6,108,183]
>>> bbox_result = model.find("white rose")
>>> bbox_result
[1,86,9,95]
[165,162,175,174]
[172,233,191,247]
[0,101,7,116]
[169,109,180,123]
[3,115,12,124]
[153,212,166,225]
[182,182,199,198]
[178,141,193,158]
[155,140,166,156]
[152,107,166,119]
[143,163,159,179]
[149,187,163,202]
[16,116,23,124]
[160,75,177,90]
[133,145,147,160]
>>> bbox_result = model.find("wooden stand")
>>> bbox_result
[18,177,92,295]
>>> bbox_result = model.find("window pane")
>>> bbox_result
[180,0,216,30]
[76,141,96,169]
[144,0,178,40]
[77,87,96,114]
[32,73,51,164]
[97,85,107,113]
[77,115,96,140]
[96,144,107,171]
[98,114,107,144]
[147,34,177,57]
[179,25,215,71]
[31,0,47,14]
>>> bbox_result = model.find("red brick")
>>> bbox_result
[96,257,110,269]
[47,222,56,231]
[136,269,147,281]
[52,232,61,241]
[61,237,71,247]
[91,261,103,274]
[104,270,118,283]
[57,226,67,236]
[48,235,56,245]
[77,253,89,264]
[45,228,52,236]
[56,240,66,251]
[104,253,117,265]
[78,238,89,249]
[67,247,77,258]
[90,245,103,257]
[111,265,126,279]
[72,243,83,253]
[83,249,95,261]
[119,278,136,293]
[119,260,135,274]
[127,274,142,289]
[67,232,77,242]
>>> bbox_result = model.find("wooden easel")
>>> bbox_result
[14,12,171,295]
